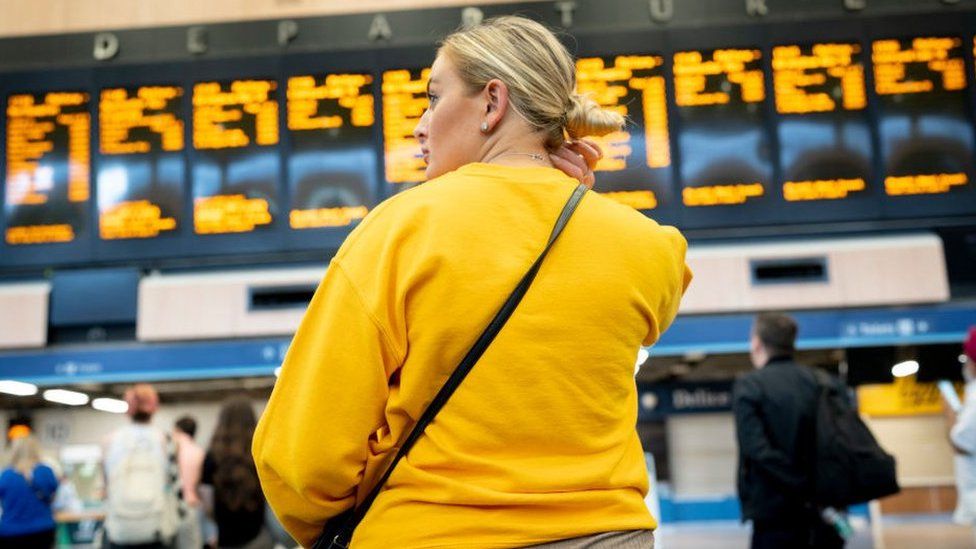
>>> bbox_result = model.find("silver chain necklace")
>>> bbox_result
[489,151,546,162]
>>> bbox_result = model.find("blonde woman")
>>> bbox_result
[254,15,691,548]
[0,435,59,548]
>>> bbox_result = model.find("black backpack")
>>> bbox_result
[810,369,900,507]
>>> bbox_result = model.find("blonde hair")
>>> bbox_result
[439,16,624,150]
[8,435,41,482]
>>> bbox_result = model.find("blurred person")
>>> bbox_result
[254,15,691,549]
[201,397,271,549]
[173,416,205,549]
[6,423,31,444]
[944,327,976,538]
[733,313,845,549]
[5,424,64,480]
[103,383,179,548]
[0,435,59,548]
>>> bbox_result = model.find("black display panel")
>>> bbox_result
[381,66,430,192]
[97,85,184,241]
[915,343,966,382]
[576,54,675,216]
[286,72,376,231]
[5,90,90,246]
[872,35,976,216]
[191,78,280,236]
[771,41,879,222]
[672,45,773,228]
[1,14,976,274]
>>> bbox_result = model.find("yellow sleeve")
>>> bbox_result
[252,259,403,547]
[643,226,693,346]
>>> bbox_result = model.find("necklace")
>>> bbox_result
[490,151,546,162]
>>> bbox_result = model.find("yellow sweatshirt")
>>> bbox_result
[253,163,692,548]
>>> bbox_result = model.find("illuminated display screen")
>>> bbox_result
[382,68,429,188]
[673,48,771,209]
[576,54,672,212]
[772,43,873,203]
[97,85,184,240]
[4,22,976,272]
[286,73,375,229]
[873,36,974,199]
[4,91,90,245]
[191,79,279,235]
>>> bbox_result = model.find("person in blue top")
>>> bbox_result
[0,434,59,548]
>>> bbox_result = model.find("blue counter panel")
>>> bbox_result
[652,301,976,356]
[0,301,973,385]
[0,338,291,385]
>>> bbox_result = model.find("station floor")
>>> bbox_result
[653,514,976,548]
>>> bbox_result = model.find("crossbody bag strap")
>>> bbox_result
[318,183,588,549]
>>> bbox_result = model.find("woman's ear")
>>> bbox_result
[483,79,509,132]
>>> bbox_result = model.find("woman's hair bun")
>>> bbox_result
[565,93,625,139]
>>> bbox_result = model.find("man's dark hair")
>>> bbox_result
[753,312,798,357]
[175,416,197,439]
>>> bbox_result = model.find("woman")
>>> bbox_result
[254,15,691,548]
[202,397,272,549]
[0,435,59,548]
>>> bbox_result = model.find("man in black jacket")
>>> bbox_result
[733,312,845,549]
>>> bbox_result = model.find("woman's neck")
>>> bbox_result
[478,127,552,168]
[482,150,550,168]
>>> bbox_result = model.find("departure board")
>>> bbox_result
[4,91,90,245]
[97,85,184,240]
[873,36,974,206]
[382,68,430,189]
[286,73,375,229]
[576,55,673,212]
[673,48,771,213]
[772,43,874,204]
[191,79,279,235]
[6,18,976,272]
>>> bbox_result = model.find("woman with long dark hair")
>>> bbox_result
[201,397,272,549]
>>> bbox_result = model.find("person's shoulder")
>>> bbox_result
[734,367,775,399]
[584,192,688,250]
[803,365,843,389]
[0,468,15,489]
[186,439,206,460]
[333,183,434,260]
[333,171,479,264]
[371,169,475,215]
[734,368,762,387]
[34,463,57,479]
[104,424,128,446]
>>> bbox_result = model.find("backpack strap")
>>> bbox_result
[804,365,825,388]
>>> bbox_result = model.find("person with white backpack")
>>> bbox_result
[102,383,181,549]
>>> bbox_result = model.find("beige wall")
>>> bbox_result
[0,0,523,38]
[666,413,738,497]
[864,414,956,487]
[663,412,958,499]
[1,398,267,461]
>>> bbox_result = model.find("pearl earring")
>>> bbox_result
[480,121,489,133]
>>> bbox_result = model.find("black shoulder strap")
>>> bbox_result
[318,183,588,549]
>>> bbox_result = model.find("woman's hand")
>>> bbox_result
[549,139,603,189]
